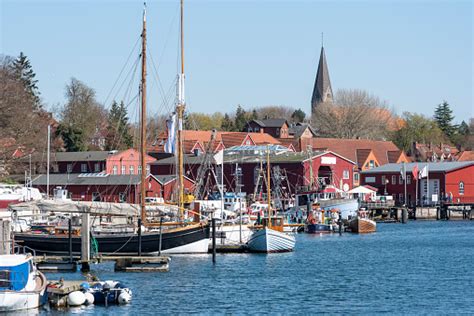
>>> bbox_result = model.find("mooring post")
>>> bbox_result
[158,217,163,256]
[212,217,216,264]
[306,200,311,221]
[81,212,90,272]
[68,218,72,262]
[338,211,342,236]
[138,218,142,257]
[401,208,408,224]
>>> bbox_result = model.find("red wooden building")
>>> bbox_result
[361,161,474,205]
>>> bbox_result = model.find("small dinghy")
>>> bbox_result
[0,253,47,312]
[88,280,132,305]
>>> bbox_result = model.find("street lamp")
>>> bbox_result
[384,179,389,196]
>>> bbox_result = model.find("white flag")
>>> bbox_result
[419,165,428,178]
[213,150,224,165]
[164,114,176,154]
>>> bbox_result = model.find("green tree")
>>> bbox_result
[234,105,247,131]
[11,52,41,108]
[251,109,258,120]
[434,101,457,140]
[291,108,306,123]
[391,112,446,153]
[221,113,234,131]
[56,124,87,152]
[105,101,133,150]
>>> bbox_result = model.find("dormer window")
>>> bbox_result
[459,181,464,195]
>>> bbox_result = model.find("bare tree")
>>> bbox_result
[60,78,107,148]
[250,105,296,121]
[311,89,397,139]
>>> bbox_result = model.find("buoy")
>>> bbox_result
[67,291,86,306]
[118,288,132,304]
[84,292,95,305]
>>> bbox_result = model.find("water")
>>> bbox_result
[38,221,473,315]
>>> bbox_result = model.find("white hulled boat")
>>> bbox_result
[0,253,47,311]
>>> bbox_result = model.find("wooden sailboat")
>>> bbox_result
[14,2,209,255]
[247,146,295,253]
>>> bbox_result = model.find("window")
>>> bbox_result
[246,140,251,145]
[81,164,87,173]
[94,163,100,172]
[459,181,464,195]
[121,165,126,175]
[381,175,386,185]
[276,128,280,136]
[399,175,403,185]
[92,192,101,202]
[248,127,253,132]
[354,173,359,182]
[138,166,142,174]
[67,163,72,173]
[407,175,411,184]
[343,170,349,180]
[399,193,404,202]
[112,165,118,175]
[129,165,134,175]
[369,160,375,169]
[119,192,126,203]
[255,127,259,132]
[391,175,396,185]
[146,165,150,175]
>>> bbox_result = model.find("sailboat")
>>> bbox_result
[14,2,210,255]
[247,147,295,253]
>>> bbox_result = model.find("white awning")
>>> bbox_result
[347,186,377,194]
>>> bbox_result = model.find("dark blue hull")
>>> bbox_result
[305,223,334,234]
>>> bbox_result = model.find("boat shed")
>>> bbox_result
[360,161,474,206]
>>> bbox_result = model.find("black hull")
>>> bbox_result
[14,224,210,255]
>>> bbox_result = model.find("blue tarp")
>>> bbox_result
[0,261,29,291]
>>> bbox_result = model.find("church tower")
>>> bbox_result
[311,45,333,116]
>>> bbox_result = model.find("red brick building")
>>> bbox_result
[361,161,474,205]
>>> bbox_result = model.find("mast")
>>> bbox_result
[140,2,147,224]
[46,124,50,198]
[177,0,185,220]
[266,145,272,228]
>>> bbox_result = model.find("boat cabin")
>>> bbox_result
[0,255,34,291]
[259,217,284,232]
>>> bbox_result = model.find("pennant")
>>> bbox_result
[164,114,177,154]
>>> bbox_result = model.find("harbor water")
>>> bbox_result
[39,221,473,315]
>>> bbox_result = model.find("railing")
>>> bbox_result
[361,201,395,209]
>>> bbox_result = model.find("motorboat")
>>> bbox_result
[349,209,376,233]
[247,217,295,253]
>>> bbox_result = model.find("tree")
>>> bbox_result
[105,101,133,150]
[434,101,457,140]
[390,112,446,153]
[221,113,235,131]
[311,89,396,139]
[184,112,223,131]
[234,105,247,131]
[55,124,86,152]
[11,52,41,108]
[291,109,306,123]
[251,109,258,120]
[250,105,295,120]
[0,56,49,175]
[60,77,107,150]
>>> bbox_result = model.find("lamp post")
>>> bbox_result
[384,179,389,196]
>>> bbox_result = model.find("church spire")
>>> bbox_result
[311,44,333,116]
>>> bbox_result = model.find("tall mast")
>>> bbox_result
[266,146,272,228]
[177,0,185,220]
[140,2,147,224]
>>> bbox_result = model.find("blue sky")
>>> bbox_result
[1,0,472,123]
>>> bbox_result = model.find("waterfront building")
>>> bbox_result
[360,161,474,205]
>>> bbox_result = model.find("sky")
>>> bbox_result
[1,0,473,123]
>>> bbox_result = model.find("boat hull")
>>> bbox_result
[247,228,295,253]
[305,223,335,234]
[349,218,376,234]
[0,271,47,312]
[14,224,210,255]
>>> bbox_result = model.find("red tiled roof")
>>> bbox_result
[311,138,402,166]
[457,151,474,161]
[356,149,372,169]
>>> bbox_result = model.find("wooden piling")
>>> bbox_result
[0,219,11,255]
[81,213,90,272]
[212,218,216,264]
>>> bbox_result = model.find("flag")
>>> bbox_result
[412,164,419,180]
[164,114,176,154]
[419,165,428,179]
[213,150,224,165]
[400,163,406,180]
